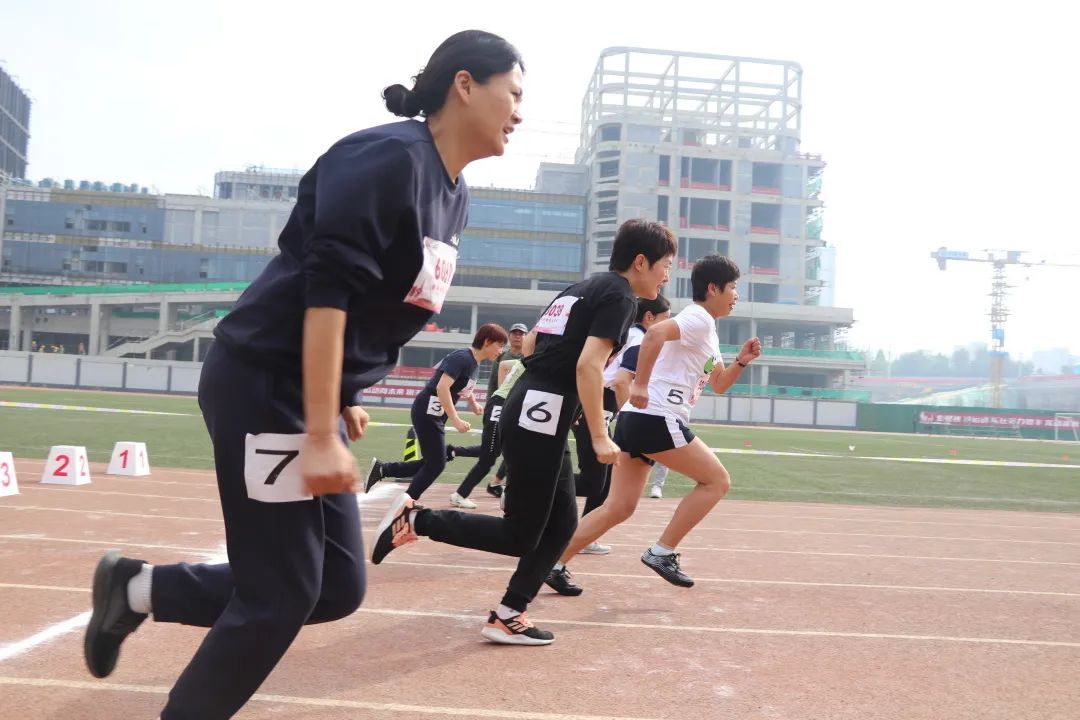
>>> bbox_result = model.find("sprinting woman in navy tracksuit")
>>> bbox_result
[366,324,507,500]
[81,31,524,720]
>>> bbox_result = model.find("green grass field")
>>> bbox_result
[2,385,1078,513]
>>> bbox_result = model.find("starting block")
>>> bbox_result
[41,445,92,485]
[106,441,151,477]
[0,451,18,497]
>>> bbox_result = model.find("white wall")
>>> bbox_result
[0,351,860,429]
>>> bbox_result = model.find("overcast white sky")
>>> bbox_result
[3,0,1078,359]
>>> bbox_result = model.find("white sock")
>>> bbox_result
[553,562,565,572]
[650,542,675,557]
[126,563,153,614]
[496,604,521,620]
[408,509,421,530]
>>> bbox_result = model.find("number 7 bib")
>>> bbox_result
[244,433,312,503]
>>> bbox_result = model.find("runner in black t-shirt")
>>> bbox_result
[81,31,524,719]
[371,219,675,645]
[366,324,507,500]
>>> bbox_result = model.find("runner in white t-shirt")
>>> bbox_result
[547,255,760,593]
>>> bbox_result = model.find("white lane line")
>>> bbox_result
[359,608,1080,649]
[0,583,89,593]
[0,400,194,416]
[0,546,225,666]
[595,542,1080,567]
[0,677,660,720]
[708,446,1080,470]
[0,613,91,663]
[615,523,1080,546]
[731,485,1080,506]
[692,511,1080,533]
[0,505,220,523]
[0,534,209,553]
[3,529,1073,567]
[382,560,1080,598]
[19,486,218,503]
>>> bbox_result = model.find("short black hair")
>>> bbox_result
[383,30,523,118]
[635,294,670,323]
[608,219,677,272]
[472,323,509,349]
[691,255,740,301]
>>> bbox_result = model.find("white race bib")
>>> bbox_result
[244,433,312,503]
[518,389,563,436]
[535,296,580,336]
[490,405,503,423]
[405,236,458,312]
[427,396,445,417]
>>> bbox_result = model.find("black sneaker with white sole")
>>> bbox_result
[84,551,149,678]
[485,483,503,498]
[640,548,694,588]
[481,610,555,645]
[364,459,383,493]
[544,566,583,596]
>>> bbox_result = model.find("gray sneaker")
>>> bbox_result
[641,548,694,587]
[579,541,611,555]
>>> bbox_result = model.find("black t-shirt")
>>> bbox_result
[524,272,637,392]
[213,120,469,408]
[414,348,479,421]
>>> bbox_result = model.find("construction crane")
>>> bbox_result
[931,248,1080,408]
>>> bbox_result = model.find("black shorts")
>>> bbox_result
[613,411,695,466]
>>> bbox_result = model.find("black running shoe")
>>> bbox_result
[544,566,583,597]
[480,610,555,645]
[445,445,457,462]
[640,548,694,588]
[84,551,149,678]
[364,458,383,493]
[485,483,504,498]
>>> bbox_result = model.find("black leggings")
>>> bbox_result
[415,375,579,612]
[153,344,364,719]
[455,396,505,497]
[378,400,448,501]
[572,388,618,516]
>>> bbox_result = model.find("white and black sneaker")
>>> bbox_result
[481,610,555,646]
[641,548,694,588]
[364,459,383,493]
[370,493,421,565]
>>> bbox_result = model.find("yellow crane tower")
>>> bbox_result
[930,248,1080,408]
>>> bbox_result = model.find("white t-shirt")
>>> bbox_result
[602,324,645,388]
[620,303,720,424]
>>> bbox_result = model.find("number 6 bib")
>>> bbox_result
[518,389,563,436]
[244,433,312,503]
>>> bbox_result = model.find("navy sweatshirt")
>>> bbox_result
[213,120,469,407]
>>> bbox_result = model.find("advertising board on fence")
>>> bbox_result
[919,411,1080,429]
